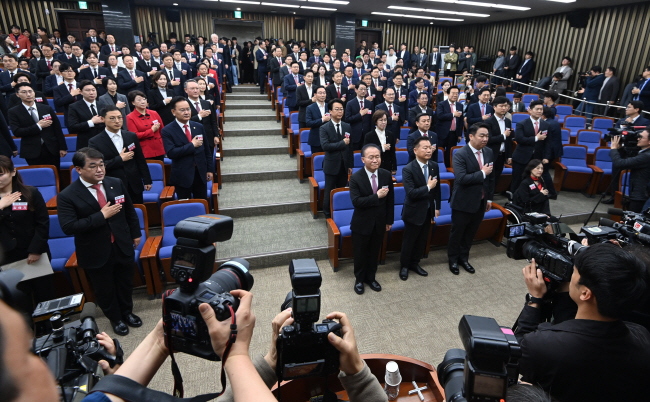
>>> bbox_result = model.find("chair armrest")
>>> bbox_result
[147,235,163,260]
[161,186,176,201]
[65,251,78,269]
[288,128,294,155]
[326,218,341,272]
[211,182,219,213]
[297,149,305,181]
[46,195,57,209]
[588,165,603,174]
[309,177,319,217]
[139,236,156,260]
[447,168,454,173]
[490,202,511,244]
[587,165,603,196]
[553,162,568,192]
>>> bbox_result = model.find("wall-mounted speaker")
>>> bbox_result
[567,10,589,28]
[166,8,181,23]
[294,19,306,30]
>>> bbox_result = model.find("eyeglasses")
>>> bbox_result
[85,163,105,171]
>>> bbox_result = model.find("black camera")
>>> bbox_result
[162,215,254,361]
[581,208,650,246]
[603,125,644,151]
[437,315,521,402]
[276,259,342,382]
[504,222,585,284]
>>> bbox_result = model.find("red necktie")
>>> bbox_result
[360,99,364,110]
[47,60,51,70]
[111,45,114,52]
[450,103,456,131]
[184,124,192,142]
[130,71,135,79]
[68,83,73,92]
[294,75,298,85]
[278,57,281,64]
[388,104,392,117]
[90,184,114,242]
[337,86,340,98]
[476,151,485,199]
[534,120,539,135]
[371,173,377,194]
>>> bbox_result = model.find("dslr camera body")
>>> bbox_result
[582,208,650,246]
[276,259,342,382]
[162,215,254,361]
[438,315,521,402]
[603,124,645,155]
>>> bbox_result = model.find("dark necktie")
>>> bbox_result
[93,68,97,78]
[336,123,341,137]
[90,104,97,116]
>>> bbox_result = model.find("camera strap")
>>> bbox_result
[89,375,223,402]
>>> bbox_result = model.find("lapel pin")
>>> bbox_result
[110,187,113,189]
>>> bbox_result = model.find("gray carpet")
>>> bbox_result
[94,240,529,396]
[225,135,288,149]
[225,109,276,117]
[218,179,310,208]
[223,121,282,131]
[220,154,296,173]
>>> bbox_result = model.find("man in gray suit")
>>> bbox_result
[448,123,495,275]
[97,77,130,121]
[597,67,621,117]
[493,49,506,84]
[320,98,354,219]
[279,55,293,95]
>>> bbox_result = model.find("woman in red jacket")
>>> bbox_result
[125,90,166,161]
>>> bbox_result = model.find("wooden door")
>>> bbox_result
[59,12,105,42]
[355,29,382,50]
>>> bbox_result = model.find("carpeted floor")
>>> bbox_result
[225,135,288,149]
[220,154,296,173]
[95,239,530,397]
[218,179,310,208]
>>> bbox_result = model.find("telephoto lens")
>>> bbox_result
[437,349,468,402]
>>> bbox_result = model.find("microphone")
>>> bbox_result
[599,218,619,228]
[79,302,98,343]
[607,208,625,216]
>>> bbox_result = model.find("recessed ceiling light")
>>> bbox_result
[307,0,349,4]
[219,0,260,4]
[236,7,241,10]
[388,5,489,17]
[422,0,530,11]
[261,2,299,7]
[301,6,337,10]
[172,2,178,5]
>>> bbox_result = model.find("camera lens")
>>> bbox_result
[437,349,467,402]
[206,258,254,293]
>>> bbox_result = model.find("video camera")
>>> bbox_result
[581,208,650,246]
[437,315,521,402]
[162,215,254,361]
[0,270,121,402]
[276,259,342,382]
[603,124,646,154]
[503,221,585,285]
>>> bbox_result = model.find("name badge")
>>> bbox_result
[117,50,122,54]
[529,184,537,190]
[209,74,214,78]
[394,112,399,116]
[541,130,548,135]
[115,195,125,204]
[174,77,180,82]
[195,134,203,141]
[99,75,106,79]
[83,64,89,67]
[342,94,346,98]
[367,110,372,115]
[344,132,350,138]
[99,61,105,65]
[128,143,136,151]
[152,67,158,71]
[152,120,159,125]
[382,185,388,189]
[35,97,43,102]
[42,114,52,120]
[12,202,28,211]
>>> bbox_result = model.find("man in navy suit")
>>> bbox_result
[615,101,650,129]
[172,49,192,79]
[632,67,650,112]
[306,87,329,154]
[283,62,304,112]
[407,113,438,163]
[83,28,105,51]
[352,60,365,83]
[541,107,563,199]
[0,54,35,95]
[484,96,513,191]
[117,55,147,96]
[435,86,464,166]
[344,82,373,151]
[256,42,269,94]
[53,63,81,127]
[428,47,441,78]
[448,123,495,275]
[160,53,185,97]
[397,43,410,69]
[465,88,494,127]
[514,51,536,92]
[161,97,214,200]
[342,66,357,98]
[375,88,404,141]
[511,100,550,192]
[77,51,110,96]
[308,48,322,65]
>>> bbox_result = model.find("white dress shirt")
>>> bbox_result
[79,177,106,202]
[23,103,43,132]
[530,116,541,142]
[84,99,98,127]
[106,129,124,153]
[364,167,379,189]
[497,115,507,152]
[376,129,387,151]
[468,143,486,179]
[317,101,326,116]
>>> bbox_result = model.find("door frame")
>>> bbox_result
[355,28,384,49]
[55,9,104,37]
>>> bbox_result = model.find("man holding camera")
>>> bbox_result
[609,126,650,212]
[515,243,650,401]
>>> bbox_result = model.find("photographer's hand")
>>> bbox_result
[326,311,364,376]
[523,258,547,303]
[610,135,621,149]
[264,308,293,371]
[97,332,120,375]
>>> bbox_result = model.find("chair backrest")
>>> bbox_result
[10,138,28,167]
[57,114,66,129]
[561,145,588,167]
[331,190,354,229]
[438,148,448,171]
[511,113,529,127]
[505,92,515,101]
[161,201,209,246]
[400,127,410,142]
[48,214,75,261]
[47,98,56,112]
[353,151,363,169]
[522,93,539,108]
[396,151,409,167]
[16,166,59,201]
[300,129,310,144]
[592,117,614,130]
[312,153,325,184]
[147,161,164,183]
[561,129,570,144]
[620,171,630,195]
[564,116,586,134]
[439,183,452,216]
[134,205,148,238]
[555,104,573,123]
[594,147,612,171]
[577,130,601,146]
[393,184,405,218]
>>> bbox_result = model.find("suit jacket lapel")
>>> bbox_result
[466,146,481,171]
[99,132,119,158]
[73,179,101,209]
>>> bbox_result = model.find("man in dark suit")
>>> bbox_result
[609,128,650,212]
[397,44,410,69]
[505,47,521,80]
[407,113,438,163]
[458,46,471,73]
[0,54,35,96]
[512,94,526,113]
[514,51,536,92]
[615,101,650,129]
[408,92,435,128]
[186,79,221,156]
[283,62,304,113]
[69,43,87,73]
[100,34,120,57]
[511,100,549,192]
[344,82,374,151]
[77,51,110,96]
[408,78,431,109]
[428,47,441,78]
[296,71,317,128]
[597,67,621,117]
[57,43,75,63]
[35,44,57,90]
[435,86,464,166]
[67,80,106,149]
[400,136,441,280]
[416,48,428,70]
[160,53,185,97]
[88,42,109,67]
[83,28,105,51]
[348,144,394,295]
[320,99,353,219]
[325,71,348,104]
[390,74,408,114]
[541,107,563,199]
[161,97,214,200]
[306,87,329,154]
[256,42,269,94]
[466,88,495,127]
[484,96,513,190]
[89,105,152,204]
[135,48,160,86]
[53,62,81,127]
[279,55,293,95]
[632,66,650,112]
[117,55,148,96]
[58,147,142,336]
[448,123,495,275]
[308,48,322,66]
[375,88,404,141]
[9,83,67,169]
[269,47,284,89]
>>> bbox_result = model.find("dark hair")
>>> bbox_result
[122,54,134,61]
[591,65,602,73]
[513,92,522,99]
[314,85,325,93]
[529,100,544,109]
[495,87,507,97]
[475,75,488,83]
[372,109,388,126]
[128,90,147,104]
[606,66,617,75]
[304,70,314,77]
[99,104,121,117]
[524,159,543,178]
[101,76,117,89]
[542,107,556,119]
[492,96,509,106]
[357,81,367,90]
[78,80,95,91]
[544,91,559,102]
[151,71,168,89]
[162,53,173,61]
[42,43,54,51]
[170,96,189,110]
[574,242,648,318]
[11,72,31,83]
[478,87,491,96]
[413,136,431,149]
[507,384,556,402]
[72,147,104,168]
[328,98,344,110]
[448,85,460,93]
[629,100,644,112]
[553,72,563,79]
[84,51,98,59]
[563,56,572,64]
[416,112,431,123]
[0,156,34,211]
[498,48,506,54]
[525,51,534,57]
[510,46,517,51]
[468,122,490,136]
[361,143,381,157]
[2,54,18,62]
[414,77,423,84]
[14,82,32,92]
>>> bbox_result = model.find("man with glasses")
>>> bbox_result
[67,80,105,149]
[9,82,67,169]
[88,105,152,204]
[58,147,143,336]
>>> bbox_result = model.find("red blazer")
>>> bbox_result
[17,35,32,58]
[126,109,166,158]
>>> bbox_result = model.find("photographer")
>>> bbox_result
[609,126,650,212]
[220,309,387,402]
[515,243,650,401]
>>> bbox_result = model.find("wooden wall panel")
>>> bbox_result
[134,7,331,46]
[449,2,650,96]
[0,1,101,35]
[357,21,449,52]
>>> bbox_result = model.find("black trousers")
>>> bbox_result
[542,162,556,197]
[26,144,60,170]
[400,209,432,269]
[311,145,323,154]
[352,225,384,283]
[84,242,135,323]
[299,120,306,129]
[353,140,363,151]
[628,199,645,213]
[127,183,143,205]
[493,152,506,189]
[322,161,348,218]
[175,167,207,201]
[259,69,267,93]
[442,134,458,167]
[511,161,527,193]
[448,199,486,263]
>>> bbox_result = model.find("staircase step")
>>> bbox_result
[219,202,311,218]
[218,178,310,209]
[225,113,276,122]
[232,85,262,93]
[225,134,287,150]
[226,101,270,109]
[221,154,295,174]
[216,246,328,270]
[226,147,286,156]
[222,170,296,182]
[226,93,268,101]
[224,121,282,134]
[224,127,283,136]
